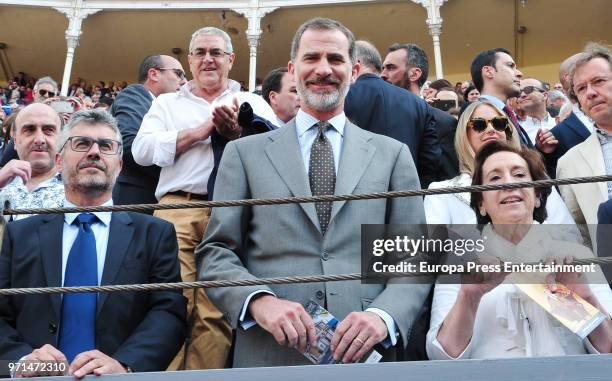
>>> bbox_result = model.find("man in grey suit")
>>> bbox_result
[111,55,186,210]
[196,18,430,367]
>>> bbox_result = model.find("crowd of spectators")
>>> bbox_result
[0,15,610,378]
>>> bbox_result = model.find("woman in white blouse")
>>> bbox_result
[425,100,574,225]
[426,141,612,359]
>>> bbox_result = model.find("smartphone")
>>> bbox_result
[431,99,456,112]
[49,100,74,114]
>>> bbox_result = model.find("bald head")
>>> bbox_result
[559,53,584,93]
[13,103,61,176]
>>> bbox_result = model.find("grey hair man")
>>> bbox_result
[0,108,186,377]
[33,76,59,103]
[197,18,430,367]
[132,26,275,370]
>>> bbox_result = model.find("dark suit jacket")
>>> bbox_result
[545,111,591,177]
[0,211,187,373]
[345,73,441,188]
[596,200,612,283]
[110,84,160,206]
[0,139,18,167]
[427,105,459,181]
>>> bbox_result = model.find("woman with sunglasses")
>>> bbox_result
[425,100,575,226]
[426,141,612,359]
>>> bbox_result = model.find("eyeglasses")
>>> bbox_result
[38,89,56,97]
[520,86,545,95]
[468,117,511,134]
[62,136,122,155]
[190,48,231,59]
[158,68,186,80]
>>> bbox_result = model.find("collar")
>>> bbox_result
[11,172,61,191]
[295,109,346,138]
[64,198,113,227]
[596,126,612,144]
[180,79,241,100]
[524,112,552,123]
[479,94,506,110]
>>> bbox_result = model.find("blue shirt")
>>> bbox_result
[295,108,345,176]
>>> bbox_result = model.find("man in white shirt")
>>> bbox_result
[132,26,274,370]
[0,103,64,220]
[262,67,300,127]
[518,77,557,144]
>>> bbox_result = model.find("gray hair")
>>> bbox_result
[189,27,233,54]
[33,76,58,93]
[355,40,382,74]
[60,109,122,154]
[548,90,568,103]
[290,18,356,64]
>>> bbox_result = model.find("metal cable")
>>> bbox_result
[4,175,612,215]
[1,257,610,296]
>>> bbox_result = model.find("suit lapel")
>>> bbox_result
[38,214,64,320]
[576,134,607,199]
[329,122,376,223]
[265,121,319,231]
[97,212,134,316]
[567,112,590,140]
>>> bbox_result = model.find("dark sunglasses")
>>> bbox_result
[158,68,186,80]
[468,116,511,134]
[38,89,56,97]
[520,85,545,95]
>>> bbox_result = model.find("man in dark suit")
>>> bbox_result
[345,40,441,188]
[0,109,186,377]
[380,42,458,181]
[110,55,186,211]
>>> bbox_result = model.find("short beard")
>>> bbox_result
[70,177,112,198]
[297,77,349,113]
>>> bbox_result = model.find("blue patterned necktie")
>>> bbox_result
[59,213,98,363]
[309,121,336,234]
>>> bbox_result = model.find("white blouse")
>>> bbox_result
[426,225,612,360]
[425,173,577,226]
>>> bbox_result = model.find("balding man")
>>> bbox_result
[0,103,64,219]
[345,40,441,188]
[111,55,187,210]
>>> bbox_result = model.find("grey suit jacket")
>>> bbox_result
[196,119,431,367]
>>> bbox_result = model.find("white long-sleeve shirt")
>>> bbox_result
[132,79,276,200]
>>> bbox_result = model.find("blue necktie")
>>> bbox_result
[59,213,98,363]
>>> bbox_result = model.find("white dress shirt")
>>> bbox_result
[425,174,578,228]
[520,112,557,144]
[426,224,612,360]
[62,198,113,285]
[132,79,276,200]
[239,109,398,346]
[573,103,595,133]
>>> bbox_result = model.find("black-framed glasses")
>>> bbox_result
[190,48,231,59]
[520,85,545,95]
[62,136,122,155]
[39,89,56,97]
[158,68,186,80]
[468,117,511,134]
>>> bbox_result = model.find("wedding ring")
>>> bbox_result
[354,337,366,345]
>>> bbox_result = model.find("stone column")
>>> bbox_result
[412,0,449,80]
[55,0,101,96]
[234,0,278,92]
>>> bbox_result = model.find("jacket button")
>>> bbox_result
[322,251,329,261]
[48,322,57,334]
[315,290,324,300]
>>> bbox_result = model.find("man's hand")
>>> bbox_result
[535,128,558,154]
[330,311,388,363]
[0,159,31,188]
[15,344,68,378]
[69,350,128,379]
[248,295,317,352]
[213,97,241,140]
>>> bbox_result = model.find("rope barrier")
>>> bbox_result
[4,174,612,215]
[1,257,610,296]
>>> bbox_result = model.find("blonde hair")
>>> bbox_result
[455,100,521,174]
